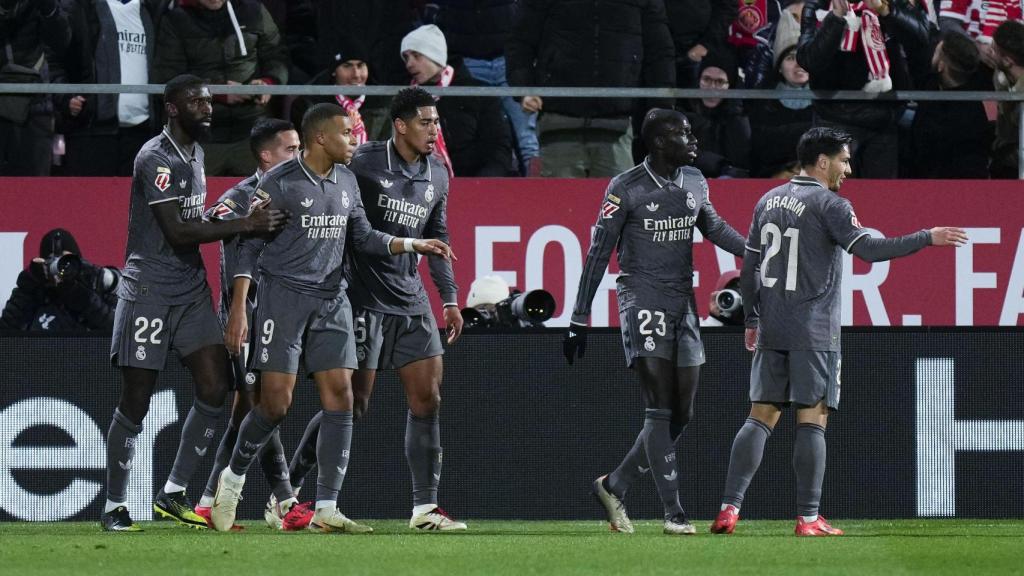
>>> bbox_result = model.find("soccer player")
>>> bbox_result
[285,87,467,531]
[101,75,288,532]
[563,108,746,535]
[209,103,453,533]
[710,127,967,537]
[193,118,304,530]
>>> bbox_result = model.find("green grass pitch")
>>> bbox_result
[2,519,1022,575]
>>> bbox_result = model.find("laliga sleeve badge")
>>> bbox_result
[425,184,435,203]
[601,200,620,219]
[686,191,697,210]
[644,336,656,352]
[154,172,171,192]
[135,345,147,361]
[851,212,862,228]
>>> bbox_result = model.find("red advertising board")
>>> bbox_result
[1,177,1021,326]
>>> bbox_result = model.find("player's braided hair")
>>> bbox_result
[250,117,295,159]
[796,127,853,168]
[390,87,436,122]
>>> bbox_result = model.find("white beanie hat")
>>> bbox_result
[401,24,448,67]
[466,275,510,308]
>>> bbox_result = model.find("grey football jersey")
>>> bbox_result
[345,140,458,315]
[745,176,870,351]
[205,172,269,322]
[118,129,209,305]
[235,157,394,298]
[572,160,746,322]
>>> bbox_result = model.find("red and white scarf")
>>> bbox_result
[335,94,367,146]
[838,3,891,90]
[411,65,455,178]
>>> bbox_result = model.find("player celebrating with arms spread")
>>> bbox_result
[101,75,287,532]
[209,104,453,533]
[711,127,967,537]
[564,109,746,535]
[286,87,466,531]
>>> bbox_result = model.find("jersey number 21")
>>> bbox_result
[760,223,799,291]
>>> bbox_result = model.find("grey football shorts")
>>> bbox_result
[110,290,223,370]
[353,308,444,370]
[750,349,842,410]
[619,306,705,368]
[248,277,357,375]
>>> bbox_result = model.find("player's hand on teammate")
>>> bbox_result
[443,305,463,344]
[413,239,456,260]
[928,227,968,247]
[225,308,248,357]
[244,205,289,234]
[744,328,757,352]
[563,322,588,365]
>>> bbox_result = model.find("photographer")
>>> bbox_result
[0,228,118,332]
[701,270,744,327]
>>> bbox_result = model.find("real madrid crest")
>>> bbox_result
[342,189,350,208]
[425,184,434,203]
[686,191,697,210]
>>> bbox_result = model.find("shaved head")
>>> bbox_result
[641,108,689,151]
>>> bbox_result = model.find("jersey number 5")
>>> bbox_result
[760,223,800,291]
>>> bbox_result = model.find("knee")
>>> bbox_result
[410,390,440,417]
[195,380,228,408]
[117,399,150,426]
[259,402,289,425]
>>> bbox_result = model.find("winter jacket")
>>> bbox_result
[796,0,929,130]
[152,0,288,142]
[315,0,416,86]
[0,269,116,332]
[506,0,676,118]
[438,0,521,60]
[59,0,161,135]
[665,0,737,53]
[748,95,812,177]
[686,99,751,177]
[0,1,70,121]
[438,59,517,176]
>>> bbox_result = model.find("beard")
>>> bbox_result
[180,117,212,143]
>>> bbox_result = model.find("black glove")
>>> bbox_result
[563,322,588,365]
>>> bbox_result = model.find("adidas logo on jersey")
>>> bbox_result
[301,198,314,208]
[380,178,393,188]
[646,202,659,212]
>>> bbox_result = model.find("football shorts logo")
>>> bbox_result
[646,202,659,212]
[135,345,147,361]
[601,200,620,219]
[342,189,350,209]
[301,197,314,208]
[356,346,366,362]
[260,347,269,363]
[643,336,656,352]
[686,192,697,210]
[380,178,393,188]
[154,172,171,192]
[245,372,256,386]
[425,184,434,202]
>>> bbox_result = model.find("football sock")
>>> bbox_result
[202,421,239,500]
[289,411,322,491]
[607,421,686,498]
[166,399,220,489]
[800,514,819,523]
[721,417,772,509]
[105,408,142,505]
[228,408,277,476]
[315,410,353,506]
[259,429,294,502]
[103,500,123,514]
[642,408,684,520]
[794,423,827,518]
[406,410,442,507]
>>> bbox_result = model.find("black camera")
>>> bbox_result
[461,289,556,328]
[715,288,742,318]
[41,253,82,283]
[41,254,121,293]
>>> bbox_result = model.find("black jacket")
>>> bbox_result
[748,97,813,177]
[797,0,929,129]
[506,0,676,118]
[0,1,70,119]
[687,99,751,178]
[58,0,161,136]
[439,60,517,176]
[665,0,737,53]
[438,0,521,60]
[0,269,115,332]
[315,0,415,86]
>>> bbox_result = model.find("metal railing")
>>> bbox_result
[3,83,1023,178]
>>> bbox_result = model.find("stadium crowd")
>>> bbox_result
[0,0,1021,179]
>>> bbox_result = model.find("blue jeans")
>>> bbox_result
[463,56,539,169]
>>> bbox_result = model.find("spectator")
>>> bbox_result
[938,0,1015,67]
[686,52,752,177]
[258,0,317,82]
[290,42,391,146]
[666,0,738,88]
[153,0,288,176]
[990,19,1024,178]
[59,0,161,177]
[905,30,991,178]
[747,8,813,177]
[315,1,416,87]
[402,24,516,176]
[0,0,70,176]
[507,0,675,177]
[797,0,930,178]
[437,0,539,175]
[740,0,804,89]
[0,228,118,332]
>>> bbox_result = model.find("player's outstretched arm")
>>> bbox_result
[152,202,288,249]
[849,227,967,263]
[696,197,746,257]
[224,277,251,357]
[928,227,969,247]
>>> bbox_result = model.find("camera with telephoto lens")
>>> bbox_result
[715,288,742,318]
[461,288,556,328]
[41,253,121,293]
